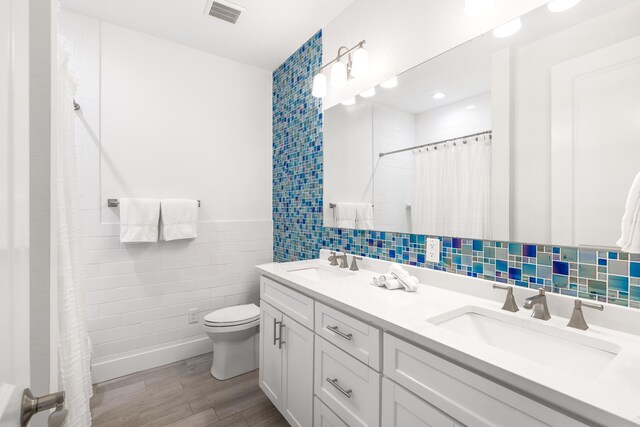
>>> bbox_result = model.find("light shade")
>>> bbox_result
[350,47,369,78]
[380,76,398,89]
[547,0,580,12]
[330,61,348,88]
[360,87,376,98]
[312,73,327,98]
[492,17,522,38]
[464,0,495,17]
[341,97,356,106]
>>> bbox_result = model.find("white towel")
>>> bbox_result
[389,263,410,278]
[119,198,160,243]
[617,172,640,253]
[333,203,357,229]
[394,274,419,292]
[383,279,403,290]
[378,273,394,285]
[356,203,374,230]
[160,199,198,241]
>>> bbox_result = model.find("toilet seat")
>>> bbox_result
[204,303,260,327]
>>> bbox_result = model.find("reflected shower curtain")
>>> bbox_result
[411,133,492,239]
[56,38,93,425]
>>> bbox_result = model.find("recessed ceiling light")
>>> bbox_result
[547,0,581,12]
[432,92,446,100]
[380,76,398,89]
[466,105,476,110]
[360,87,376,98]
[492,17,522,38]
[341,97,356,106]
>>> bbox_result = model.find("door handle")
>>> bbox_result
[326,377,353,398]
[21,388,66,427]
[327,325,353,341]
[273,318,278,346]
[278,322,286,349]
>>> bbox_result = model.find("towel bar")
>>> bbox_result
[107,198,201,207]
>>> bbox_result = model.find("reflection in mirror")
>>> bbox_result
[323,0,640,249]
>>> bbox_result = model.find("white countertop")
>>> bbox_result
[257,252,640,427]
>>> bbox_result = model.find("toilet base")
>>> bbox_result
[209,326,259,380]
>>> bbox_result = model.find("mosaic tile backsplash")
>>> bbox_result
[273,32,640,309]
[272,31,324,262]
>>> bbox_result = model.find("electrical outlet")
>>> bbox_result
[426,238,440,263]
[188,308,198,324]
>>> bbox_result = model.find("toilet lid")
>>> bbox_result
[204,303,260,326]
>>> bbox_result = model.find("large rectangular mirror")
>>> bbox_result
[323,0,640,249]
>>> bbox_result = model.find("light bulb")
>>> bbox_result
[312,73,327,98]
[547,0,580,12]
[350,47,369,78]
[432,92,446,100]
[341,97,356,106]
[380,76,398,89]
[330,61,348,88]
[464,0,495,17]
[492,17,522,38]
[360,87,376,98]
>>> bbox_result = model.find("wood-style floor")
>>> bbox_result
[90,353,288,427]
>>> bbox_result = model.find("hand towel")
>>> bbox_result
[377,273,394,286]
[356,203,374,230]
[391,272,419,292]
[119,198,160,243]
[383,279,404,290]
[160,199,198,241]
[617,172,640,253]
[389,263,410,278]
[333,203,357,229]
[371,277,384,287]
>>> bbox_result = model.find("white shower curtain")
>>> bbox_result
[411,133,492,239]
[55,38,93,426]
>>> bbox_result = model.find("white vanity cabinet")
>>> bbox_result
[259,278,314,427]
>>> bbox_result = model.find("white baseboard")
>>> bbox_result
[91,337,211,384]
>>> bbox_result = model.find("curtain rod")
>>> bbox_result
[378,130,492,158]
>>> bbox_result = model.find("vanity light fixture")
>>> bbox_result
[360,87,376,98]
[547,0,580,12]
[380,76,398,89]
[341,97,356,106]
[432,92,446,100]
[464,0,495,17]
[492,17,522,38]
[311,40,367,98]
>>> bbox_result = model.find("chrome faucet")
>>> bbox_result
[493,284,519,312]
[567,299,604,330]
[523,288,551,320]
[334,254,349,268]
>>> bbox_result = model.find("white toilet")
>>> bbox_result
[203,303,260,380]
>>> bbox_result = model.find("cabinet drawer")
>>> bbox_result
[383,333,583,427]
[314,336,381,427]
[260,276,313,330]
[314,396,349,427]
[382,378,461,427]
[315,302,381,371]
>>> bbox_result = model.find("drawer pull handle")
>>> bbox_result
[327,325,352,341]
[326,377,353,398]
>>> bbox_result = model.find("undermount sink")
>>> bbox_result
[288,266,353,281]
[427,306,621,376]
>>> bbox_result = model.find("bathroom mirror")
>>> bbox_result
[323,0,640,249]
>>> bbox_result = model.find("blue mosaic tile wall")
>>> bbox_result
[273,33,640,309]
[272,31,323,262]
[323,228,640,309]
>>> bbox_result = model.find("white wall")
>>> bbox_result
[323,102,374,227]
[59,10,273,383]
[415,92,491,143]
[322,0,549,109]
[373,104,414,233]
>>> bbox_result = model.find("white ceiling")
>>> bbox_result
[60,0,355,70]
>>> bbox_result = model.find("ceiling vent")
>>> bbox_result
[205,0,245,24]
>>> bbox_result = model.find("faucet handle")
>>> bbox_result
[567,299,604,330]
[349,256,362,271]
[329,251,339,266]
[493,284,519,312]
[537,288,546,296]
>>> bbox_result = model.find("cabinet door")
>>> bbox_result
[382,378,461,427]
[282,314,314,427]
[259,302,283,407]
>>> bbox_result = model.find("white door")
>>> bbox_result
[281,315,314,427]
[551,36,640,247]
[0,0,31,424]
[259,302,283,408]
